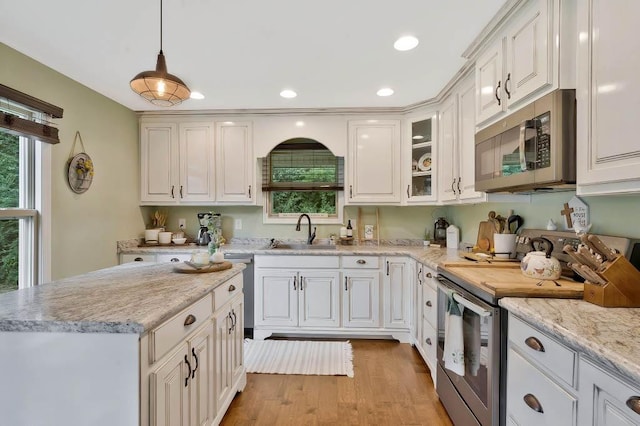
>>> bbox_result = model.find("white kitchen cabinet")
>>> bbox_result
[120,253,157,263]
[404,113,438,204]
[347,119,401,204]
[156,253,191,263]
[576,0,640,195]
[475,0,553,125]
[343,256,381,328]
[414,263,437,384]
[383,257,411,330]
[506,314,578,426]
[579,357,640,426]
[299,271,341,328]
[215,121,255,204]
[438,75,486,204]
[140,121,215,205]
[254,270,298,328]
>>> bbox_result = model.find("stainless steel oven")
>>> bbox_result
[436,272,507,426]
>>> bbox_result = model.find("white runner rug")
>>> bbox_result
[244,339,354,377]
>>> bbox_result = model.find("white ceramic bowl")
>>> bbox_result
[158,231,173,244]
[172,237,187,245]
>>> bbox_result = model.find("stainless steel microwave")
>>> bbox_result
[475,89,576,193]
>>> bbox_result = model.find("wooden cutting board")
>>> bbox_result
[173,261,232,274]
[443,266,584,298]
[476,221,497,252]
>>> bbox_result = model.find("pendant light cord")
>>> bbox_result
[159,0,163,53]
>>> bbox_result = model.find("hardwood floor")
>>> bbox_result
[221,339,453,425]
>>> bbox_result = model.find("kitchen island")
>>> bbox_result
[0,262,246,426]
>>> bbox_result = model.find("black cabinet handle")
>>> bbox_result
[495,80,502,105]
[426,300,432,307]
[349,185,353,198]
[184,355,191,387]
[179,185,183,198]
[407,185,410,198]
[248,185,252,198]
[451,178,455,194]
[505,73,511,99]
[357,259,366,265]
[300,276,304,290]
[191,347,198,379]
[184,314,196,326]
[293,276,297,290]
[134,257,143,262]
[426,272,432,278]
[345,276,348,291]
[228,284,236,292]
[626,396,640,415]
[457,177,461,194]
[231,309,237,330]
[426,338,432,346]
[228,312,233,334]
[171,185,175,198]
[418,267,422,285]
[525,336,545,352]
[523,393,543,413]
[386,261,390,276]
[170,257,179,262]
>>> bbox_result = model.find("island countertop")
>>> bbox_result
[0,262,245,334]
[500,297,640,385]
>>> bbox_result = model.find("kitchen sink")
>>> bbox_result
[269,243,337,250]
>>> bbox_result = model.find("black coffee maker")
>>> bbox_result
[197,213,211,246]
[434,217,449,247]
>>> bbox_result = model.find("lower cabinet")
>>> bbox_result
[143,273,245,426]
[578,357,640,426]
[383,257,411,329]
[414,263,437,384]
[342,270,381,328]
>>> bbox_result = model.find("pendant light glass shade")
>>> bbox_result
[130,0,190,106]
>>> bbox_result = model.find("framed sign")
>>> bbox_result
[67,152,94,194]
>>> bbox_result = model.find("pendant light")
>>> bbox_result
[130,0,190,106]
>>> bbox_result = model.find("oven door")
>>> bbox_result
[437,275,502,426]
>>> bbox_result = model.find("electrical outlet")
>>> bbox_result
[234,219,242,230]
[178,218,186,229]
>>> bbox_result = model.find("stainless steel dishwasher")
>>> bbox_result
[223,253,254,338]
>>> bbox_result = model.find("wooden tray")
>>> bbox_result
[173,261,232,274]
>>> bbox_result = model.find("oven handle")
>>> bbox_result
[437,277,493,317]
[519,119,537,172]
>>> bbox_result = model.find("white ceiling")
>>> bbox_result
[1,0,507,112]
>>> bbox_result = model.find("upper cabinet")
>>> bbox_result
[475,0,556,126]
[215,121,255,204]
[347,120,401,204]
[140,119,256,205]
[438,74,486,204]
[140,121,215,205]
[404,113,438,204]
[576,0,640,195]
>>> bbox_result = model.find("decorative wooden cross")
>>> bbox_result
[561,202,574,228]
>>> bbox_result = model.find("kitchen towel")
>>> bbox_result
[443,293,465,376]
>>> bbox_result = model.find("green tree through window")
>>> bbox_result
[0,131,19,293]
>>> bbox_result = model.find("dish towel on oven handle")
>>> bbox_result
[464,312,481,376]
[443,292,465,376]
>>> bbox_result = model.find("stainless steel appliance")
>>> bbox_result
[224,253,255,338]
[436,229,638,426]
[475,89,576,193]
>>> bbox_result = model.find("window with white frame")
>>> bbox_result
[262,138,344,224]
[0,85,60,293]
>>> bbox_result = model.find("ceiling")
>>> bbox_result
[1,0,507,112]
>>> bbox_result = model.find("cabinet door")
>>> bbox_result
[347,120,401,204]
[578,358,640,426]
[178,122,214,203]
[215,121,254,203]
[298,270,340,328]
[439,95,459,203]
[150,343,190,426]
[577,0,640,194]
[406,114,437,204]
[458,77,485,202]
[505,0,551,106]
[141,123,179,204]
[189,324,214,426]
[229,295,244,383]
[254,270,298,327]
[213,311,231,415]
[475,40,505,124]
[342,271,380,328]
[383,257,411,329]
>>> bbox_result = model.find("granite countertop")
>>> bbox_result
[119,241,460,270]
[500,297,640,385]
[0,262,245,334]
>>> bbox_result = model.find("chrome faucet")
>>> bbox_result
[295,214,316,244]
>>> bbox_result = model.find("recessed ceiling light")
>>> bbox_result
[412,135,424,140]
[280,89,297,99]
[190,91,205,100]
[394,35,419,51]
[295,121,305,127]
[377,88,394,97]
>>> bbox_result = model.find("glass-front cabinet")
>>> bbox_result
[404,113,438,203]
